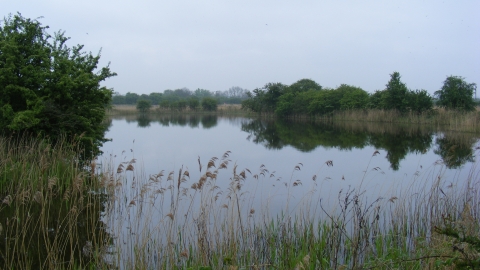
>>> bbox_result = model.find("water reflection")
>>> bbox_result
[241,119,478,170]
[108,114,480,170]
[111,114,220,129]
[435,135,476,169]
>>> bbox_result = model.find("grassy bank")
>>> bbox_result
[1,137,479,269]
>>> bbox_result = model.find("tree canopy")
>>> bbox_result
[0,13,116,157]
[435,76,477,111]
[136,99,152,113]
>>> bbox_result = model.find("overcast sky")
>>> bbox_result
[4,1,480,95]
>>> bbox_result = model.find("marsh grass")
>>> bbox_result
[327,108,480,132]
[102,149,480,269]
[0,136,112,269]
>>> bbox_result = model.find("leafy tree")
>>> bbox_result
[242,89,266,112]
[112,92,126,104]
[0,13,116,156]
[159,99,171,110]
[274,79,322,117]
[227,86,247,98]
[174,100,187,111]
[383,72,409,112]
[275,92,296,117]
[194,88,212,98]
[149,92,163,105]
[367,90,387,109]
[202,97,218,111]
[435,76,477,111]
[187,97,200,110]
[337,85,369,110]
[125,92,140,104]
[136,99,152,113]
[263,82,287,112]
[308,89,344,115]
[287,78,322,93]
[173,88,192,98]
[407,89,433,114]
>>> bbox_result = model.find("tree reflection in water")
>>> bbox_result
[241,118,478,170]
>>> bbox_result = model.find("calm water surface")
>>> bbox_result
[99,114,480,267]
[101,114,479,194]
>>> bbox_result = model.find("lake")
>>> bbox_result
[99,114,480,268]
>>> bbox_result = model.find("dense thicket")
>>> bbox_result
[0,13,116,157]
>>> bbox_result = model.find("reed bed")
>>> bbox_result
[327,108,480,132]
[100,149,480,269]
[1,135,478,269]
[0,137,112,269]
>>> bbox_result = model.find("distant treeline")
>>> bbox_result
[112,86,249,107]
[242,72,478,117]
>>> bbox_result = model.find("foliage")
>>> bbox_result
[194,88,213,98]
[367,90,387,109]
[242,88,266,112]
[188,96,200,110]
[383,72,409,112]
[407,89,433,114]
[159,99,171,110]
[338,85,369,110]
[173,99,187,111]
[435,76,477,111]
[308,89,344,115]
[367,74,433,113]
[0,13,116,157]
[124,92,140,104]
[201,97,218,111]
[148,92,163,105]
[112,92,126,104]
[136,99,152,113]
[275,90,316,116]
[287,78,322,93]
[262,82,287,112]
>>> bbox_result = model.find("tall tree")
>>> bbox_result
[435,76,477,111]
[383,72,409,112]
[288,78,322,93]
[0,13,116,156]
